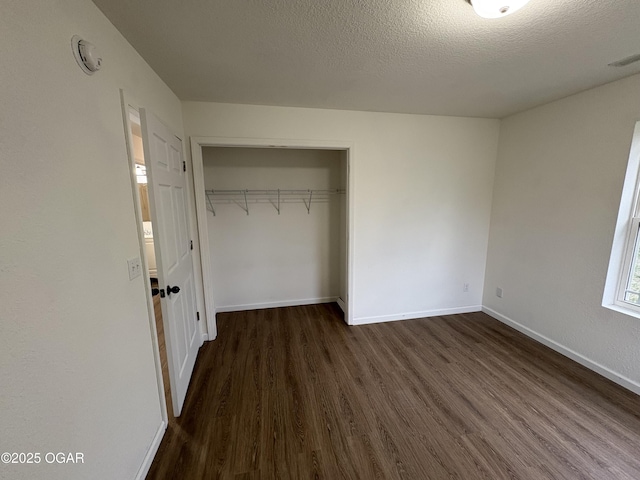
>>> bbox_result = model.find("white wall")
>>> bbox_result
[483,73,640,392]
[184,103,500,324]
[0,1,184,478]
[203,147,344,310]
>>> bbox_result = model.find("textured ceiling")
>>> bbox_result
[92,0,640,118]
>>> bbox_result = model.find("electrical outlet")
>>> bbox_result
[463,283,469,292]
[496,287,503,298]
[128,256,142,280]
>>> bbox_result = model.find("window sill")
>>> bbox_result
[602,302,640,320]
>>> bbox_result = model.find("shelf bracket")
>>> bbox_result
[243,190,249,215]
[303,189,313,214]
[206,192,216,216]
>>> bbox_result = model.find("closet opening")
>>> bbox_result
[190,138,353,327]
[205,147,347,315]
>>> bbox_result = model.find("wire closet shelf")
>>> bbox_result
[205,188,345,216]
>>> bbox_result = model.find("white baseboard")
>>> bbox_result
[352,305,482,326]
[135,420,166,480]
[336,297,346,312]
[216,296,339,313]
[482,306,640,397]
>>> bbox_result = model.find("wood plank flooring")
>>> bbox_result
[152,285,174,423]
[146,304,640,479]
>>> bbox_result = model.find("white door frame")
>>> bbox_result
[121,91,210,478]
[190,136,356,327]
[120,93,170,480]
[119,91,169,428]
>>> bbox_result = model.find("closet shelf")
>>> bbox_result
[205,189,345,216]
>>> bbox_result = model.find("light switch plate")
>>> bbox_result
[127,256,142,280]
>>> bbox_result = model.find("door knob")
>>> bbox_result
[167,285,180,295]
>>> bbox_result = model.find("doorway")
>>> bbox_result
[204,147,346,313]
[128,108,174,423]
[190,137,354,326]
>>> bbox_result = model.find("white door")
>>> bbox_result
[140,109,200,417]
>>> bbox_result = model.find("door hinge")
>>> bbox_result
[183,160,186,172]
[190,240,193,250]
[196,311,200,321]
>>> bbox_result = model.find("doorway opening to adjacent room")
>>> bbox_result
[121,92,205,427]
[123,106,173,424]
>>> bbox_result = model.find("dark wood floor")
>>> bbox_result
[152,285,174,423]
[147,304,640,479]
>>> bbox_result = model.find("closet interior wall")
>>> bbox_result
[203,147,346,312]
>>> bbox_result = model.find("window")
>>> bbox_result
[620,218,640,305]
[603,121,640,315]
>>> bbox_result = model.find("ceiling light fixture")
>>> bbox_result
[466,0,531,18]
